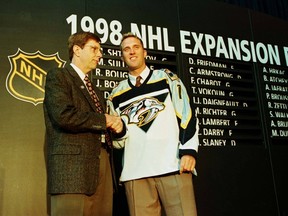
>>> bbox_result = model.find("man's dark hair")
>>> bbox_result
[68,31,101,61]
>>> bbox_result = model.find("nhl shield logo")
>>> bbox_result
[6,49,66,105]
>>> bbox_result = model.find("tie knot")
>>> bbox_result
[84,75,93,88]
[135,76,142,87]
[84,75,89,82]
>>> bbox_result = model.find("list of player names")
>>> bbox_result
[186,56,263,147]
[261,65,288,139]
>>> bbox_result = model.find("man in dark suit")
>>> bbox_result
[43,31,125,216]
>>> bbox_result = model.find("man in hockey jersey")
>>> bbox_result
[107,32,199,216]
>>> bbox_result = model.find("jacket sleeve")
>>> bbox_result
[164,69,199,159]
[106,94,128,149]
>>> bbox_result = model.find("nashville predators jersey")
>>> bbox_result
[107,68,199,181]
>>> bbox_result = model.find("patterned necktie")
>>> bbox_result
[84,76,103,113]
[135,76,142,87]
[84,75,112,148]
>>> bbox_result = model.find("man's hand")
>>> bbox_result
[105,114,123,134]
[180,155,196,174]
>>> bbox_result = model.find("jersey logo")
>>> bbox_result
[121,97,165,128]
[6,49,66,105]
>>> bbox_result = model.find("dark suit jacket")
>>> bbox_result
[43,65,107,195]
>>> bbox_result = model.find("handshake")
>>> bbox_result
[105,114,124,134]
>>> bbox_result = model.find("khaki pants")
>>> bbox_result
[124,173,197,216]
[50,148,113,216]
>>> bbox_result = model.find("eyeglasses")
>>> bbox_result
[84,44,103,54]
